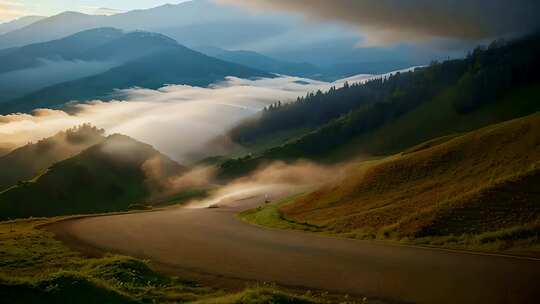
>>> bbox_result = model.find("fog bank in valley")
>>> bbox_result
[0,70,415,164]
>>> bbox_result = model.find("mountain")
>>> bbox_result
[0,134,185,220]
[0,16,45,35]
[0,12,107,49]
[0,44,272,113]
[0,28,125,74]
[0,28,181,103]
[194,46,322,79]
[0,124,105,192]
[219,33,540,179]
[280,113,540,246]
[0,0,433,73]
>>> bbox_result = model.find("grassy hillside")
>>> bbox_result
[0,124,105,191]
[0,134,185,220]
[0,219,347,304]
[246,113,540,253]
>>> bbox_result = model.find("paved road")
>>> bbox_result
[47,196,540,304]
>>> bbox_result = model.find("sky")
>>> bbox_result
[0,0,188,22]
[219,0,540,46]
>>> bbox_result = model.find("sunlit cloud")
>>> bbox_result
[0,0,35,22]
[0,76,327,163]
[0,69,416,163]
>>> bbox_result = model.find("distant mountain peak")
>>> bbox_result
[55,11,92,18]
[0,15,46,35]
[125,30,178,44]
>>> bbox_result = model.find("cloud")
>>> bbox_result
[79,6,125,16]
[187,159,356,209]
[0,76,335,163]
[0,0,34,22]
[0,69,416,164]
[215,0,540,46]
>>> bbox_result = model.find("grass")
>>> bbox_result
[241,199,540,256]
[192,287,317,304]
[0,218,372,303]
[240,113,540,255]
[239,196,323,233]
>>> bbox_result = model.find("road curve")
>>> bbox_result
[46,196,540,304]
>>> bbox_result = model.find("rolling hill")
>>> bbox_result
[0,124,105,192]
[280,113,540,244]
[0,134,185,220]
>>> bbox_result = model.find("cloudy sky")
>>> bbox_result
[218,0,540,45]
[0,0,188,21]
[3,0,538,46]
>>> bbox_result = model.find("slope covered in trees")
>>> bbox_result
[0,124,105,191]
[220,33,540,179]
[0,134,185,219]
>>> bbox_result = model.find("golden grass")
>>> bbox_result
[281,112,540,246]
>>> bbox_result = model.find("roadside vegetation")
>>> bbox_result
[240,114,540,256]
[0,218,373,304]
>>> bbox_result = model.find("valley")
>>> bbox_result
[0,1,539,303]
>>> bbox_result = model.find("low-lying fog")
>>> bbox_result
[0,68,416,163]
[0,59,118,102]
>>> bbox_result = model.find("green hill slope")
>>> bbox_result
[0,134,185,219]
[0,124,105,191]
[218,33,540,179]
[279,113,540,246]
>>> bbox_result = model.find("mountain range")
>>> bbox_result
[0,28,272,113]
[194,46,322,79]
[0,0,437,76]
[0,16,45,35]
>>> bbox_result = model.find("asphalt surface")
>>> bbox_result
[47,196,540,304]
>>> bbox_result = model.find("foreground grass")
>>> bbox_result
[0,218,369,304]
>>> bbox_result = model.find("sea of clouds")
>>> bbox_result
[0,69,414,163]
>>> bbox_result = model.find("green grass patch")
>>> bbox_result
[239,196,324,233]
[192,287,317,304]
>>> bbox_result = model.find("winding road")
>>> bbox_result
[46,195,540,304]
